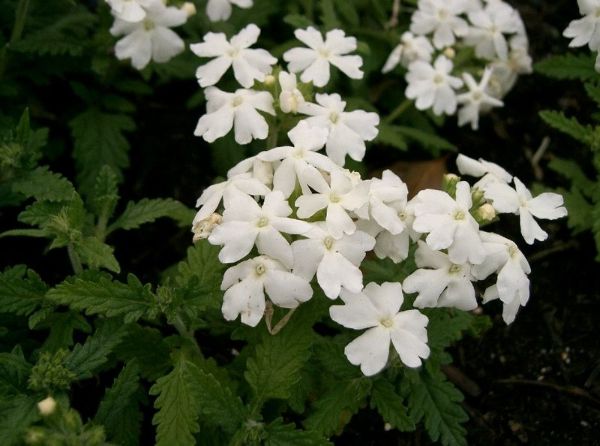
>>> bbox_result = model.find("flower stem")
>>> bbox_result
[0,0,31,78]
[172,314,201,356]
[67,244,83,275]
[384,99,412,124]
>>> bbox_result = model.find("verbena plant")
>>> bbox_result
[0,1,569,445]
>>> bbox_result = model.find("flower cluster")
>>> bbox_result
[563,0,600,71]
[383,0,532,130]
[106,0,194,70]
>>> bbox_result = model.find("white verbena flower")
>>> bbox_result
[484,177,568,244]
[456,154,512,190]
[221,255,312,327]
[412,181,486,264]
[110,0,187,70]
[194,87,274,144]
[206,0,252,22]
[406,56,464,116]
[563,0,600,51]
[283,27,363,87]
[365,170,409,235]
[227,156,273,186]
[278,71,305,113]
[457,68,504,130]
[191,24,277,88]
[382,32,434,73]
[330,282,430,376]
[410,0,470,49]
[298,93,379,165]
[367,200,419,263]
[403,241,478,311]
[292,223,375,299]
[106,0,151,22]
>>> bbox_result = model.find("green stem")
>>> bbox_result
[172,314,201,356]
[384,99,412,124]
[67,244,83,275]
[266,124,279,149]
[0,0,31,78]
[95,205,111,243]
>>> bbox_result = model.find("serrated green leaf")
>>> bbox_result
[11,166,75,202]
[562,187,593,233]
[47,272,157,323]
[403,368,468,446]
[585,82,600,107]
[0,349,31,397]
[377,124,408,151]
[548,157,595,195]
[0,395,39,446]
[108,198,193,234]
[535,54,599,80]
[74,236,120,272]
[150,353,203,446]
[69,109,134,194]
[0,265,48,317]
[304,378,371,437]
[95,361,143,446]
[370,379,415,432]
[64,319,128,380]
[265,419,332,446]
[89,165,120,220]
[18,201,63,226]
[114,325,171,381]
[36,311,92,353]
[539,110,593,145]
[425,309,474,354]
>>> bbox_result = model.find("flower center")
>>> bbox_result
[143,19,155,31]
[329,111,340,123]
[433,73,444,84]
[380,318,394,328]
[508,245,518,258]
[323,236,335,250]
[473,91,483,101]
[256,216,269,228]
[255,263,266,276]
[449,264,462,274]
[453,210,465,220]
[227,47,240,58]
[398,211,407,221]
[437,8,448,20]
[329,192,341,203]
[232,96,244,107]
[292,147,305,159]
[318,47,331,58]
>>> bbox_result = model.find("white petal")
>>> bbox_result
[344,327,391,376]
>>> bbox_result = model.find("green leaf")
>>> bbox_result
[396,126,456,153]
[561,187,593,233]
[535,54,599,81]
[284,14,314,28]
[75,236,120,273]
[333,0,359,26]
[108,198,193,234]
[304,378,371,437]
[88,165,120,220]
[36,311,92,353]
[47,272,158,324]
[265,419,332,446]
[548,157,595,195]
[376,124,408,151]
[0,265,47,317]
[69,109,135,194]
[539,110,593,145]
[585,82,600,107]
[0,349,32,397]
[95,361,143,446]
[0,395,39,446]
[370,379,415,431]
[11,166,75,202]
[18,201,64,227]
[114,325,171,381]
[150,353,203,446]
[425,309,475,354]
[64,319,128,380]
[319,0,340,29]
[403,368,468,446]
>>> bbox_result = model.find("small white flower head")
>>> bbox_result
[206,0,253,22]
[295,168,369,238]
[194,87,275,144]
[472,232,531,324]
[330,282,430,376]
[412,181,486,264]
[191,24,277,88]
[403,240,478,311]
[484,177,568,244]
[37,396,57,416]
[292,223,375,299]
[227,156,273,186]
[457,68,504,130]
[410,0,470,49]
[369,201,419,263]
[257,121,336,198]
[456,154,512,190]
[465,0,522,60]
[405,55,464,116]
[563,0,600,51]
[366,170,409,235]
[110,0,187,70]
[283,27,364,87]
[382,32,434,73]
[278,71,305,113]
[106,0,152,22]
[298,93,380,165]
[221,255,312,327]
[209,190,311,267]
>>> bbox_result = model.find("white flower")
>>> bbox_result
[563,0,600,51]
[292,223,375,299]
[330,282,430,376]
[298,93,379,165]
[209,190,311,267]
[206,0,252,22]
[106,0,151,22]
[221,255,312,327]
[410,0,470,49]
[191,24,277,88]
[456,154,512,190]
[227,156,273,186]
[278,71,305,113]
[382,32,434,73]
[110,0,187,70]
[457,68,504,130]
[406,56,464,116]
[283,27,363,87]
[465,1,522,60]
[413,181,486,264]
[257,121,336,198]
[484,177,568,244]
[194,87,274,144]
[365,170,409,235]
[295,168,369,238]
[403,241,478,311]
[472,232,530,324]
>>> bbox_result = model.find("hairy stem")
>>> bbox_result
[384,99,412,124]
[67,244,83,275]
[172,314,201,356]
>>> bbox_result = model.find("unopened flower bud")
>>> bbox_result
[442,173,460,196]
[37,396,56,416]
[181,2,196,16]
[476,203,496,222]
[443,47,456,59]
[192,213,222,242]
[264,74,276,85]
